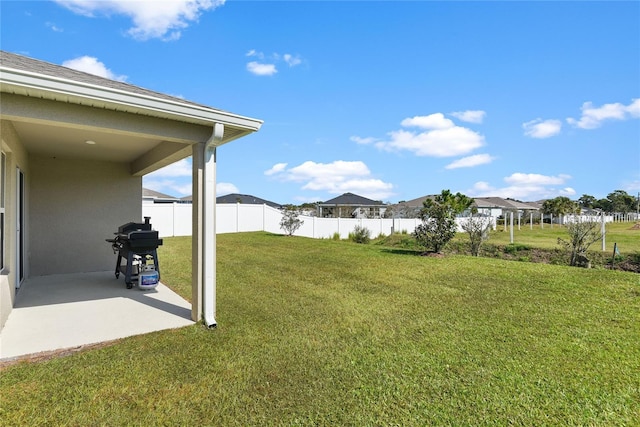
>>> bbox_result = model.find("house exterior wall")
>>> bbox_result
[29,155,141,276]
[0,120,30,329]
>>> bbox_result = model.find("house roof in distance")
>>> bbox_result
[216,193,281,209]
[473,197,539,210]
[143,188,180,202]
[320,192,385,206]
[392,195,540,211]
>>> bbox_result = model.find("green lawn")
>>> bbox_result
[481,221,640,253]
[1,233,639,425]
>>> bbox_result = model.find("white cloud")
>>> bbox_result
[445,154,495,169]
[264,163,288,176]
[350,136,377,145]
[357,113,485,158]
[559,187,577,196]
[62,56,127,81]
[247,61,277,76]
[283,54,302,67]
[54,0,223,41]
[622,179,640,193]
[450,110,486,124]
[216,182,238,196]
[246,50,303,76]
[382,127,484,157]
[504,173,571,186]
[46,22,64,32]
[143,178,190,196]
[401,113,455,130]
[467,172,573,200]
[522,118,562,138]
[145,159,192,178]
[567,98,640,129]
[143,159,239,196]
[265,160,394,200]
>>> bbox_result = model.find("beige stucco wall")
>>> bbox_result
[0,120,30,329]
[29,155,141,276]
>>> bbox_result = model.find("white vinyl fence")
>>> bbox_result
[143,203,497,239]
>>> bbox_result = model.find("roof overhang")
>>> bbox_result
[0,65,263,175]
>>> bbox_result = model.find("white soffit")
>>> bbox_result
[0,66,263,140]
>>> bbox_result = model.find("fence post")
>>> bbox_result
[601,212,606,251]
[172,202,176,237]
[510,212,514,244]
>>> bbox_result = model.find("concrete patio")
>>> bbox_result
[0,271,194,361]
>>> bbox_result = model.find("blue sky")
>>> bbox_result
[2,0,639,204]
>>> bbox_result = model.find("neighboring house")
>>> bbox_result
[389,195,434,218]
[177,193,281,208]
[216,193,281,209]
[0,51,262,330]
[389,195,541,220]
[472,197,540,219]
[142,188,181,204]
[318,192,387,218]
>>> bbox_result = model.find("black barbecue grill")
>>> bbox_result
[107,217,163,288]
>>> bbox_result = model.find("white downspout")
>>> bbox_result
[202,123,224,328]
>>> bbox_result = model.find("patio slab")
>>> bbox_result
[0,271,194,361]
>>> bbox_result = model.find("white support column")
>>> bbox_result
[192,143,204,323]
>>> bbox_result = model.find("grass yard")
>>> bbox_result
[481,221,640,253]
[1,232,639,425]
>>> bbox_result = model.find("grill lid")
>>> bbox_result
[118,216,152,234]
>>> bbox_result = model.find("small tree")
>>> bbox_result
[413,190,473,253]
[349,225,371,244]
[542,196,579,222]
[558,216,602,266]
[461,214,492,256]
[280,204,304,236]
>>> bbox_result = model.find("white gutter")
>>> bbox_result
[201,123,224,328]
[0,66,263,132]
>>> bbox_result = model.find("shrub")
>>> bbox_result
[414,190,473,253]
[504,243,531,254]
[460,215,492,256]
[350,225,371,244]
[557,217,602,267]
[332,232,341,241]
